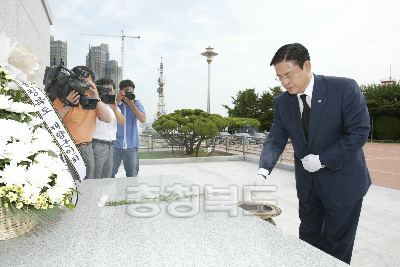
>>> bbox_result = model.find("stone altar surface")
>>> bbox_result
[0,175,348,267]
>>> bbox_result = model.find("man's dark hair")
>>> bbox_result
[98,77,115,88]
[270,43,310,69]
[72,65,96,81]
[119,79,135,90]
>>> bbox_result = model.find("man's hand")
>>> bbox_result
[301,154,323,172]
[87,81,100,100]
[66,90,80,106]
[115,90,125,103]
[247,169,269,197]
[124,98,136,106]
[247,174,266,187]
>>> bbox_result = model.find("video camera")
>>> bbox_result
[95,83,116,104]
[43,65,99,110]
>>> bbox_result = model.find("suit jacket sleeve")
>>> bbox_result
[259,97,289,173]
[319,79,370,171]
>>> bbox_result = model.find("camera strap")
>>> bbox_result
[13,79,87,182]
[62,99,74,107]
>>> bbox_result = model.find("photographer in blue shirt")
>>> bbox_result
[111,79,146,177]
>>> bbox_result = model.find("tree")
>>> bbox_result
[258,86,283,131]
[360,82,400,119]
[360,82,400,140]
[222,88,259,118]
[223,86,283,132]
[224,117,260,133]
[142,126,155,135]
[152,109,226,156]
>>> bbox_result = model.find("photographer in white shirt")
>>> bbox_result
[92,78,125,178]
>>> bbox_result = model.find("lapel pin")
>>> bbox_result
[318,100,321,103]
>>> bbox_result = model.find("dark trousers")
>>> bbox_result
[299,175,363,264]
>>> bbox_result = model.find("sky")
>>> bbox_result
[48,0,400,123]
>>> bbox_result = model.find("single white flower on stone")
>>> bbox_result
[5,101,37,114]
[0,94,12,109]
[98,195,108,207]
[0,163,28,186]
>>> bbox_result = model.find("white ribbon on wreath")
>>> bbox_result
[0,32,86,181]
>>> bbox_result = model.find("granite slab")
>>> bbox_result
[0,175,348,267]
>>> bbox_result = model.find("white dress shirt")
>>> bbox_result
[297,73,314,117]
[92,105,117,141]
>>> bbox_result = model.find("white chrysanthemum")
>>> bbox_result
[0,119,20,140]
[47,157,69,176]
[4,140,34,163]
[49,142,61,154]
[0,163,28,186]
[54,171,74,190]
[0,94,12,109]
[46,186,67,204]
[9,120,33,143]
[27,114,43,127]
[26,163,52,188]
[5,101,37,114]
[30,127,58,154]
[0,137,9,159]
[32,152,54,168]
[21,184,41,202]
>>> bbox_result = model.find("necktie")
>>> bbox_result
[300,94,310,141]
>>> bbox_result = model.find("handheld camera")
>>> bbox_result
[96,84,116,104]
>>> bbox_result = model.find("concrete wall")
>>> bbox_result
[0,0,53,90]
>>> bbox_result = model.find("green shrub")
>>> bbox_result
[374,116,400,140]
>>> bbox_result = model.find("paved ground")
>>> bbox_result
[114,148,400,266]
[218,142,400,191]
[363,143,400,190]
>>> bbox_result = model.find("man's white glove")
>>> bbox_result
[247,174,266,187]
[301,154,323,172]
[247,169,269,196]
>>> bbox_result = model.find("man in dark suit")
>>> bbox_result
[248,43,371,264]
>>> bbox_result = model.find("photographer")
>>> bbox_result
[92,78,125,179]
[111,79,146,178]
[53,66,111,180]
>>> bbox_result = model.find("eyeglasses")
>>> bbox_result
[275,71,298,83]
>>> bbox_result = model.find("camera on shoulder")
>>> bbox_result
[43,64,98,110]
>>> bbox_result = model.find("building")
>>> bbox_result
[50,37,67,67]
[85,44,122,91]
[106,60,122,91]
[86,44,108,81]
[0,0,53,90]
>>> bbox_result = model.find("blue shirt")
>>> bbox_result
[114,100,145,149]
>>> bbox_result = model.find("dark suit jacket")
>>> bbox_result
[259,74,371,208]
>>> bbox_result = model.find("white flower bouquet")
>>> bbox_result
[0,67,77,227]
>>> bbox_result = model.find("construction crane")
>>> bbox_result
[81,30,140,79]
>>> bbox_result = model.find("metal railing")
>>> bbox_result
[139,134,295,163]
